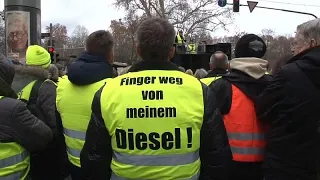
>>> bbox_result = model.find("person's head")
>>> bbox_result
[185,69,193,76]
[0,57,16,98]
[271,54,293,76]
[7,12,28,52]
[136,18,176,61]
[209,51,229,70]
[178,66,185,72]
[179,30,183,36]
[85,30,114,63]
[194,68,208,79]
[235,34,267,58]
[292,18,320,56]
[26,45,51,69]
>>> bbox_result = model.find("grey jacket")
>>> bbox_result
[11,65,58,132]
[0,97,53,152]
[0,59,53,152]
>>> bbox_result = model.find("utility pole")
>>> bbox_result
[49,23,53,47]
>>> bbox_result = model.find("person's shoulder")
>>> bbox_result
[0,97,25,113]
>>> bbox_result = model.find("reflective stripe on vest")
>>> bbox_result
[176,34,183,44]
[111,171,200,180]
[223,84,266,162]
[0,142,30,179]
[57,76,108,167]
[101,70,204,179]
[200,76,222,86]
[18,79,56,102]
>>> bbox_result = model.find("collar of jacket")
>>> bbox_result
[206,68,228,78]
[287,45,320,65]
[128,60,180,72]
[14,64,49,80]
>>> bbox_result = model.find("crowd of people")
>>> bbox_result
[0,17,319,180]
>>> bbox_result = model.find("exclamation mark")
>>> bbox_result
[187,127,192,148]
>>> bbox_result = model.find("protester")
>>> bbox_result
[194,68,207,79]
[0,58,53,180]
[256,18,320,180]
[185,69,193,75]
[207,51,229,76]
[11,45,70,180]
[81,17,231,180]
[209,34,271,180]
[57,30,114,180]
[178,66,185,72]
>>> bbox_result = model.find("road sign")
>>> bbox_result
[218,0,227,7]
[247,1,258,13]
[41,33,50,38]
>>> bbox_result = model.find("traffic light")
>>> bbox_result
[233,0,240,12]
[48,47,54,61]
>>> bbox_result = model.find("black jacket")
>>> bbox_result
[0,60,53,158]
[80,60,232,180]
[11,65,69,180]
[206,68,229,78]
[256,46,320,180]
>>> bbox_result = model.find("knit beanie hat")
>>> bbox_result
[26,45,51,69]
[235,34,267,58]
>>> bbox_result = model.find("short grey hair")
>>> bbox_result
[210,51,228,69]
[297,18,320,43]
[136,18,176,61]
[194,69,208,79]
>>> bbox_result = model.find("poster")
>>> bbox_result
[6,11,30,63]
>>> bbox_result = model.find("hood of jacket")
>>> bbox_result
[67,52,114,85]
[287,46,320,89]
[223,58,272,103]
[230,57,268,79]
[11,65,49,93]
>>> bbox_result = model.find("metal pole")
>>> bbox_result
[227,3,318,18]
[49,23,53,47]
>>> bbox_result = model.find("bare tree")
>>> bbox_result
[69,25,89,48]
[45,23,68,48]
[115,0,233,36]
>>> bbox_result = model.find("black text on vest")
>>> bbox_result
[120,76,183,86]
[115,127,193,150]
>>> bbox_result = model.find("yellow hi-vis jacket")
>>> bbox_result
[0,97,30,180]
[176,34,183,44]
[188,44,197,54]
[99,70,204,179]
[200,76,222,86]
[56,76,108,167]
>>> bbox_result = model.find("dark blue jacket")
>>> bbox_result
[68,52,114,85]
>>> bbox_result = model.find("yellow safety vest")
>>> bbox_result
[18,79,57,102]
[56,76,108,167]
[0,96,30,180]
[100,70,204,179]
[200,76,222,86]
[176,34,183,44]
[188,44,197,54]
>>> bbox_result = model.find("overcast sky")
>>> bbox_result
[1,0,319,36]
